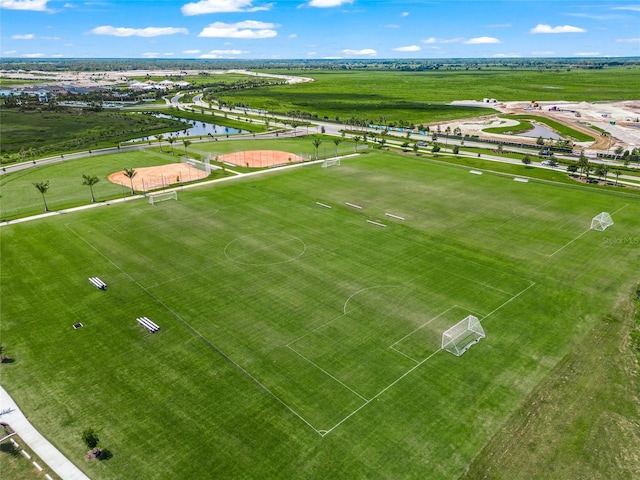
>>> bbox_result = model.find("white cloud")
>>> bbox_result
[51,53,64,57]
[530,24,586,34]
[307,51,317,55]
[401,11,409,17]
[0,0,49,11]
[575,52,600,56]
[617,37,640,43]
[465,36,501,44]
[492,53,521,58]
[612,5,640,11]
[308,0,353,7]
[142,52,161,58]
[181,0,271,15]
[183,49,201,54]
[392,45,421,52]
[200,49,248,58]
[89,26,189,37]
[21,52,45,57]
[198,20,278,38]
[342,48,377,56]
[3,50,18,54]
[289,33,298,38]
[12,33,34,39]
[422,37,464,44]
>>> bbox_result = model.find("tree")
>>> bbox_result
[432,144,441,153]
[353,135,361,153]
[452,145,459,155]
[33,181,50,212]
[82,428,100,450]
[536,136,545,146]
[82,175,100,203]
[595,163,609,182]
[578,150,589,179]
[614,145,624,159]
[123,168,136,194]
[182,139,192,158]
[567,164,579,175]
[401,141,410,152]
[312,138,322,160]
[453,126,462,136]
[612,168,622,186]
[497,143,504,154]
[413,142,419,155]
[522,155,532,165]
[167,136,175,155]
[155,134,164,152]
[333,138,342,157]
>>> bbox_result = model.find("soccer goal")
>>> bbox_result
[322,158,341,168]
[442,315,486,356]
[148,190,177,206]
[590,212,614,231]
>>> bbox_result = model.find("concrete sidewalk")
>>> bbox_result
[0,385,91,480]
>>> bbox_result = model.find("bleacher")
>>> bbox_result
[137,317,160,333]
[88,277,107,291]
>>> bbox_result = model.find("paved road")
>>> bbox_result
[0,385,91,480]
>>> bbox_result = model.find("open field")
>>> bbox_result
[215,68,640,125]
[1,150,639,479]
[0,136,358,221]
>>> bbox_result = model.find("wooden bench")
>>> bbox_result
[88,277,107,290]
[137,317,160,333]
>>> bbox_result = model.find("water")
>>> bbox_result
[126,113,249,143]
[519,123,563,140]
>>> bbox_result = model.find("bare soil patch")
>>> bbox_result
[217,150,306,168]
[108,163,208,192]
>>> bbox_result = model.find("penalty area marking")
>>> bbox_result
[345,202,362,209]
[469,170,483,175]
[385,213,405,221]
[316,202,332,209]
[514,177,529,183]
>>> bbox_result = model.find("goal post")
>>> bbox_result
[322,158,341,168]
[148,190,178,206]
[590,212,613,231]
[442,315,486,356]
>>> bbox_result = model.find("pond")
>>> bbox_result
[126,113,249,143]
[519,123,563,141]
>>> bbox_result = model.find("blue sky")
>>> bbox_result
[1,0,639,59]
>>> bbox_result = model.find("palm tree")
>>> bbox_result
[312,138,322,160]
[182,139,192,158]
[333,138,342,157]
[577,151,589,179]
[123,168,136,194]
[82,174,100,203]
[612,168,622,186]
[167,136,175,155]
[33,181,50,212]
[353,135,361,153]
[155,134,164,152]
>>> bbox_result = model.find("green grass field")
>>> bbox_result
[216,68,640,125]
[1,150,639,479]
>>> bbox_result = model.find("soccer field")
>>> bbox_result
[1,151,638,479]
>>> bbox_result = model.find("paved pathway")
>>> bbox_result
[0,385,91,479]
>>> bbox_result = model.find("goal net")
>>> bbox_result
[442,315,486,356]
[322,158,341,168]
[590,212,613,231]
[148,190,178,206]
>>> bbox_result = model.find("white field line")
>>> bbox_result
[64,224,324,436]
[388,345,420,364]
[481,281,536,321]
[549,229,591,257]
[321,348,443,436]
[389,305,458,350]
[286,345,369,401]
[549,204,629,257]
